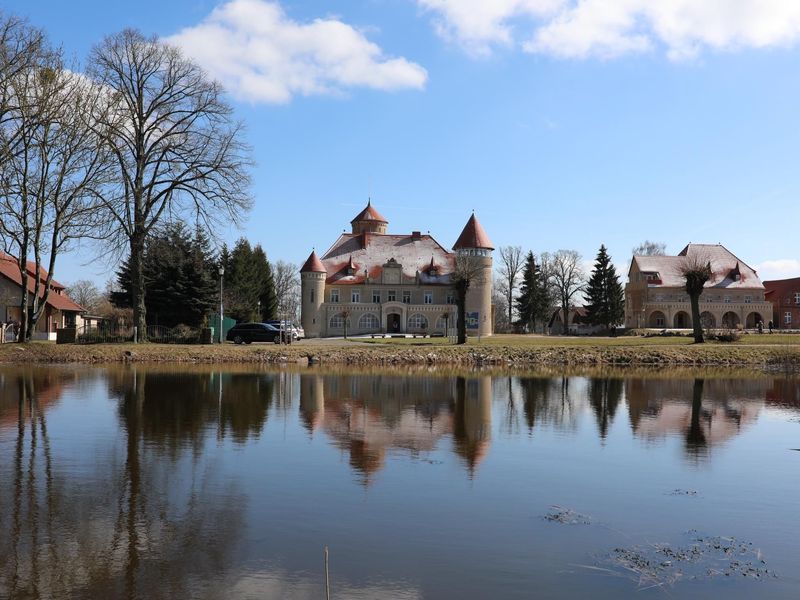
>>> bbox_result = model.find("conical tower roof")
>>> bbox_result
[300,250,326,273]
[453,213,494,250]
[350,199,387,224]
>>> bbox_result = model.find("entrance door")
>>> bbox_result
[387,313,401,333]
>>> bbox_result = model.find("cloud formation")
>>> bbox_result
[168,0,427,103]
[755,259,800,282]
[418,0,800,60]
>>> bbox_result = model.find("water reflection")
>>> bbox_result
[625,378,768,460]
[299,374,493,482]
[1,367,800,600]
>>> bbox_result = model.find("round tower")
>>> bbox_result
[350,199,388,235]
[300,250,326,338]
[453,213,494,337]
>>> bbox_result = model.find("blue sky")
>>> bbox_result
[5,0,800,285]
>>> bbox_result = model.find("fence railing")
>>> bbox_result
[75,324,204,344]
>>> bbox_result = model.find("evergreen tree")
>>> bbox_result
[223,238,278,322]
[516,251,550,333]
[584,245,625,331]
[111,223,218,327]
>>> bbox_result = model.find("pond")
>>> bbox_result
[1,366,799,599]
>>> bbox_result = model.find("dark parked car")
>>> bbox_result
[226,322,288,344]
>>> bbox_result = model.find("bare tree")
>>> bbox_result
[632,240,666,256]
[679,253,712,344]
[549,250,585,335]
[272,260,300,322]
[65,279,103,312]
[0,33,113,340]
[452,253,487,344]
[492,279,510,333]
[498,245,523,328]
[88,29,253,339]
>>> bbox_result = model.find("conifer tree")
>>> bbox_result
[222,238,278,322]
[516,251,550,333]
[584,245,625,331]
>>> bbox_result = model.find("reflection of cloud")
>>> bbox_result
[216,568,422,599]
[168,0,427,104]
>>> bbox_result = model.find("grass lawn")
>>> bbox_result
[350,333,800,348]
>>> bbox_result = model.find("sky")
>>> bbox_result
[4,0,800,286]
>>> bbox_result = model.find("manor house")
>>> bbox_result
[300,201,493,338]
[625,243,772,330]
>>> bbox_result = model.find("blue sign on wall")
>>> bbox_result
[466,311,479,329]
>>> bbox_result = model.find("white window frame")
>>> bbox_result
[446,292,455,305]
[744,295,752,304]
[408,313,428,330]
[330,289,339,303]
[724,295,732,304]
[329,315,344,329]
[795,293,800,305]
[402,290,411,304]
[372,290,381,304]
[785,312,792,325]
[387,290,396,302]
[351,289,361,303]
[424,291,433,304]
[358,313,379,330]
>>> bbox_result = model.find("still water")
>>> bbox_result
[1,366,799,599]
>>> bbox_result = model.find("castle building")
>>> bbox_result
[624,243,772,330]
[300,201,493,338]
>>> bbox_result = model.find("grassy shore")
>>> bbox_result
[0,334,798,371]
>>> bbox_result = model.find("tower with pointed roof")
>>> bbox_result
[453,213,494,337]
[300,250,326,338]
[299,201,493,338]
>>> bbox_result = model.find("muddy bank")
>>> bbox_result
[1,341,799,372]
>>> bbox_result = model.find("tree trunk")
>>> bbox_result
[456,280,468,345]
[689,292,703,344]
[561,297,569,335]
[130,232,147,341]
[507,288,513,332]
[18,255,30,343]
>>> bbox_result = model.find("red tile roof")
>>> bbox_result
[321,232,455,285]
[350,200,387,224]
[452,214,494,250]
[0,254,84,312]
[300,250,327,273]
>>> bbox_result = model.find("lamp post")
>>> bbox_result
[219,266,225,343]
[257,299,261,322]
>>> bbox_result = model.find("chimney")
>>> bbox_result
[411,231,421,240]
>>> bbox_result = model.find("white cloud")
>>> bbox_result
[418,0,800,60]
[755,259,800,282]
[167,0,427,104]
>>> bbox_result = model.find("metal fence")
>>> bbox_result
[75,324,203,344]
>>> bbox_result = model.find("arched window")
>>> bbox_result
[408,314,428,330]
[329,315,345,329]
[359,313,380,330]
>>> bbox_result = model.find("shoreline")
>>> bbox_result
[1,339,799,372]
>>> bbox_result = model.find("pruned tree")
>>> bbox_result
[632,240,666,256]
[549,250,585,335]
[88,29,252,339]
[679,253,712,344]
[452,253,486,344]
[498,245,523,328]
[584,245,625,331]
[0,30,113,341]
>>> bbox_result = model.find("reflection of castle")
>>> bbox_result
[625,378,766,457]
[299,373,493,482]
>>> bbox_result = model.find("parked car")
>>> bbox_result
[226,322,289,344]
[265,320,303,340]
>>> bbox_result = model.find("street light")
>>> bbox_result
[219,266,225,343]
[257,299,261,322]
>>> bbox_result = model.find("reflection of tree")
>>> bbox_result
[685,378,707,459]
[587,378,623,439]
[519,376,577,432]
[0,368,248,599]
